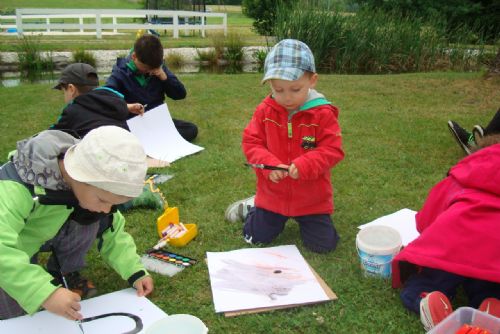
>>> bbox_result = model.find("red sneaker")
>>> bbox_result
[420,291,453,331]
[478,298,500,318]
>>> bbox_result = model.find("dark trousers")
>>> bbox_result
[243,206,339,253]
[400,267,500,314]
[484,108,500,135]
[173,118,198,142]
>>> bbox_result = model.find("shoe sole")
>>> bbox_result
[448,121,471,155]
[472,125,484,144]
[420,292,453,331]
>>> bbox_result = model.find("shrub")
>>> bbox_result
[72,49,96,67]
[210,32,226,60]
[165,52,186,69]
[252,48,268,72]
[223,32,244,64]
[196,48,218,66]
[16,35,54,75]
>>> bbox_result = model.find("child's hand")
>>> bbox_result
[134,276,154,297]
[42,287,82,320]
[149,67,167,81]
[128,103,145,115]
[288,163,299,179]
[269,164,289,183]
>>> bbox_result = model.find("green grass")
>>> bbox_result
[1,72,499,333]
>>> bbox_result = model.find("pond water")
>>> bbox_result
[1,63,261,88]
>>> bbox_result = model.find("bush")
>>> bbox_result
[165,52,186,69]
[72,49,96,67]
[252,48,269,72]
[196,48,218,66]
[16,35,54,75]
[223,32,244,64]
[242,0,293,36]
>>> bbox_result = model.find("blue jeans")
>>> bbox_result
[243,206,339,253]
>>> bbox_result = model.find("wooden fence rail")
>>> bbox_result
[0,8,227,39]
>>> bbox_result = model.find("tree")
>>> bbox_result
[242,0,292,36]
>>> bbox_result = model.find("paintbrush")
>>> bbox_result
[51,247,85,334]
[244,163,289,172]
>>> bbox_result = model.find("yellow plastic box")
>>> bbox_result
[156,207,197,247]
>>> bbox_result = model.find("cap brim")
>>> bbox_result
[53,82,63,90]
[262,67,306,84]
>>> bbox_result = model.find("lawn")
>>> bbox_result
[0,71,498,333]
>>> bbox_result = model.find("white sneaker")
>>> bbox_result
[225,195,255,223]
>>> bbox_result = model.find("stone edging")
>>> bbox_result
[0,46,267,73]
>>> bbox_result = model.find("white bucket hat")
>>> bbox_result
[64,126,147,197]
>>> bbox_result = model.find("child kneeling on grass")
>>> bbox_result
[225,39,344,253]
[0,126,153,320]
[392,134,500,331]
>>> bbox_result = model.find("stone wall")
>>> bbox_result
[0,46,266,73]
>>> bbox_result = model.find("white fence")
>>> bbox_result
[0,8,227,39]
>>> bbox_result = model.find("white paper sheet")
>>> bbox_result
[206,245,330,313]
[127,104,204,163]
[0,289,167,334]
[358,208,419,246]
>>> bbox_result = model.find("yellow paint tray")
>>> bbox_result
[156,207,197,247]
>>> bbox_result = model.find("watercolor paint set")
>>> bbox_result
[141,249,197,277]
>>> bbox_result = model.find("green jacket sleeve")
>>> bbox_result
[98,211,149,285]
[0,181,63,314]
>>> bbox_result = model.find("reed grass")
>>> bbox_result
[72,49,97,67]
[274,1,490,74]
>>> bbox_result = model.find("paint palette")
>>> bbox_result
[141,250,197,277]
[147,249,197,268]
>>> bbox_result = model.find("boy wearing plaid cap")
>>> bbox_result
[226,39,344,253]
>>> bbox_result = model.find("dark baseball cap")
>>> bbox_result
[53,63,99,90]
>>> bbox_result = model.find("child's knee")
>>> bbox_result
[303,236,339,253]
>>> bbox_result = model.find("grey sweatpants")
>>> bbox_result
[0,219,98,319]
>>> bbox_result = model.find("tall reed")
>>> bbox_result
[274,1,487,74]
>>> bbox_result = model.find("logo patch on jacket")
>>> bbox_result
[301,136,316,149]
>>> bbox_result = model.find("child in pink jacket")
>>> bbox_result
[392,134,500,331]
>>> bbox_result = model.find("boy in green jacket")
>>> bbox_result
[0,126,153,320]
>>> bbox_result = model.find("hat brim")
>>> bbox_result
[53,82,63,90]
[262,67,306,84]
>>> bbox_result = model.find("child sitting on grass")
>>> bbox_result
[36,63,164,299]
[106,34,198,142]
[0,126,153,320]
[225,39,344,253]
[392,134,500,331]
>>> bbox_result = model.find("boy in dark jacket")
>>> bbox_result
[50,63,133,137]
[105,34,198,142]
[38,63,162,299]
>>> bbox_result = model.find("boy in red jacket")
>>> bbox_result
[226,39,344,253]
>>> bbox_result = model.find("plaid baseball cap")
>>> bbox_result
[53,63,99,90]
[262,39,316,83]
